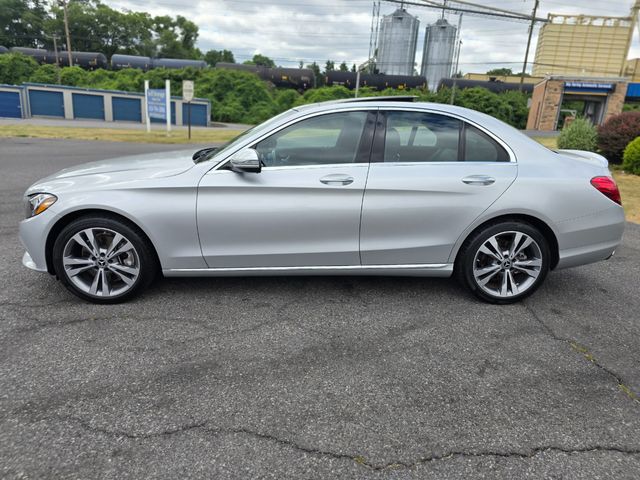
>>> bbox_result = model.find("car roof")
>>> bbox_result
[293,98,489,122]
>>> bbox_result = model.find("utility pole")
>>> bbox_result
[519,0,539,91]
[61,0,73,67]
[51,34,61,83]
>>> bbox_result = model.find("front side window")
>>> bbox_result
[384,111,461,163]
[254,111,369,167]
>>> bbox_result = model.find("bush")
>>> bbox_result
[557,117,598,151]
[622,136,640,175]
[597,111,640,164]
[0,53,38,85]
[29,64,60,84]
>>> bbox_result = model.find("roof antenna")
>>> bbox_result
[442,0,446,19]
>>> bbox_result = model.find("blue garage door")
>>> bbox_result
[72,93,104,120]
[112,96,142,122]
[182,103,208,126]
[29,90,64,117]
[151,101,176,124]
[0,91,22,118]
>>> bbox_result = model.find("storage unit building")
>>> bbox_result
[20,83,210,126]
[0,85,26,118]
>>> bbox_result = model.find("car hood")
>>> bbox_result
[42,149,197,181]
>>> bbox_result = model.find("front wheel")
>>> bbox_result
[52,216,157,303]
[456,221,550,304]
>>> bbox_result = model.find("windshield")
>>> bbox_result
[201,108,299,163]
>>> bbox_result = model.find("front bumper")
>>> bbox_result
[19,209,59,274]
[22,251,46,272]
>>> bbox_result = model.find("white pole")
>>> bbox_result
[165,79,171,133]
[144,79,150,133]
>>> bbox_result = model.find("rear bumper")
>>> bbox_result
[555,206,625,269]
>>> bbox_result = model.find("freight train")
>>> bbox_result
[0,46,429,92]
[438,78,534,94]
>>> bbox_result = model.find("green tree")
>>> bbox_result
[244,53,275,68]
[0,0,49,48]
[338,61,348,72]
[0,52,38,84]
[324,60,335,73]
[306,62,322,86]
[486,68,513,76]
[204,49,235,67]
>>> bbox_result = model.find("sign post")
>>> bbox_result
[165,79,171,133]
[146,84,169,132]
[183,80,194,140]
[144,80,150,133]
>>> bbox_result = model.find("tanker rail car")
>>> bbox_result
[215,62,315,90]
[325,71,427,91]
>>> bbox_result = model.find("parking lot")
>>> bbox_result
[1,137,639,478]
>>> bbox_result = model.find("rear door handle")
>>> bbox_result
[320,174,354,186]
[462,175,495,186]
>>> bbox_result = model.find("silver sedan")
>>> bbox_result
[19,98,625,303]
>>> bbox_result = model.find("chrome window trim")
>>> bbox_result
[376,105,518,163]
[211,163,371,173]
[208,106,378,173]
[206,103,517,175]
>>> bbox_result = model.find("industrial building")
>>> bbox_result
[376,7,420,76]
[421,18,457,92]
[532,7,639,77]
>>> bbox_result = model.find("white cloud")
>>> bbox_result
[107,0,640,73]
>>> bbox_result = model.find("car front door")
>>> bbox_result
[197,110,375,268]
[360,109,518,266]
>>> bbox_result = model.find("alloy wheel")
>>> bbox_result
[472,230,543,298]
[62,227,140,297]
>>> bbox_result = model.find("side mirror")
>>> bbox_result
[229,148,261,173]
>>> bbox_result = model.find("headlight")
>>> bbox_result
[26,193,57,218]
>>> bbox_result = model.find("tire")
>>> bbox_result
[52,215,157,303]
[455,221,550,304]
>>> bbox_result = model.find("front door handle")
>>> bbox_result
[320,174,354,186]
[462,175,495,186]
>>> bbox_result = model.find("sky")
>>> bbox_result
[107,0,640,74]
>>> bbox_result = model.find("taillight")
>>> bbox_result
[590,176,622,205]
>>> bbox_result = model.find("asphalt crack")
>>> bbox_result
[61,416,640,470]
[523,301,640,406]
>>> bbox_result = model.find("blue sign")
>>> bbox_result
[564,81,614,93]
[146,89,166,120]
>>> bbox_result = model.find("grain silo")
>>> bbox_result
[420,18,457,92]
[376,8,420,76]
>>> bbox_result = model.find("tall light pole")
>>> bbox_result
[61,0,73,67]
[519,0,539,91]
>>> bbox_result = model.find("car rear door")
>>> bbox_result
[360,108,518,266]
[197,110,376,268]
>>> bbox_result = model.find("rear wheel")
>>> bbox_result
[52,216,157,303]
[456,221,550,304]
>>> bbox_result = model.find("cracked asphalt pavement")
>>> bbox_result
[1,138,639,479]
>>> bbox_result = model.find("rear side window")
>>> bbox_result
[463,125,510,162]
[384,111,461,163]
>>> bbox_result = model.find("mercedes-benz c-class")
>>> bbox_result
[19,98,624,303]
